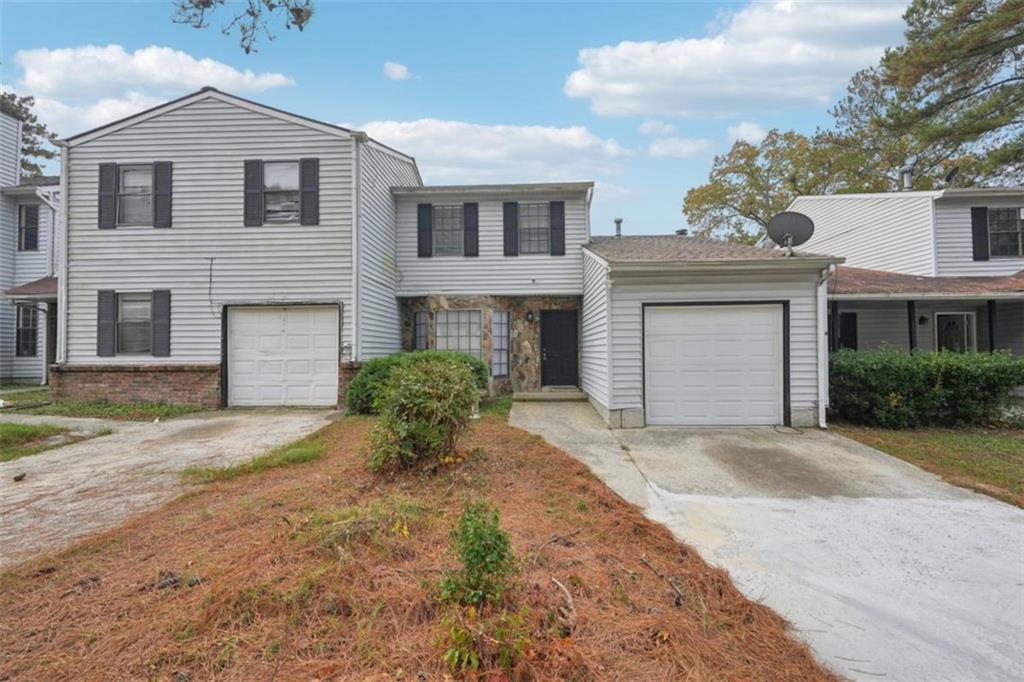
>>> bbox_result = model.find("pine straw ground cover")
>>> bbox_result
[0,415,833,681]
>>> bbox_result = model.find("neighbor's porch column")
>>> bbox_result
[988,299,997,352]
[907,300,917,351]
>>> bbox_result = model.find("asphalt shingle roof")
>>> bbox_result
[585,235,828,263]
[830,266,1024,296]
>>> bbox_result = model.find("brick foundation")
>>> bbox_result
[49,364,221,408]
[338,362,362,407]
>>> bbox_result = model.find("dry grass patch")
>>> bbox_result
[0,415,834,680]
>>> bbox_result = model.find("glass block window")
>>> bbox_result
[264,161,300,223]
[16,304,38,357]
[491,311,509,377]
[117,292,152,354]
[518,202,550,254]
[435,309,481,358]
[118,164,152,225]
[989,208,1023,257]
[414,310,428,350]
[433,204,464,256]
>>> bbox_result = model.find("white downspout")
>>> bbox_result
[351,134,363,362]
[816,264,835,428]
[57,143,69,365]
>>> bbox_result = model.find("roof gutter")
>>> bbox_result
[831,292,1024,301]
[605,257,844,275]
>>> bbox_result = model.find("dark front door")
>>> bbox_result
[540,310,578,387]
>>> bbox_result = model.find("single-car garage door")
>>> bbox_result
[644,304,783,426]
[228,305,339,407]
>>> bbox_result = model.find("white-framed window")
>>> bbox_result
[414,310,428,350]
[117,292,152,354]
[491,311,509,377]
[989,208,1023,257]
[16,304,38,357]
[18,205,39,251]
[433,204,464,256]
[435,309,481,358]
[263,161,300,223]
[934,312,976,353]
[117,164,152,225]
[518,202,550,254]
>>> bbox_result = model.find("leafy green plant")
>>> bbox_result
[440,501,517,606]
[346,351,487,415]
[440,607,531,674]
[366,357,477,472]
[830,348,1024,428]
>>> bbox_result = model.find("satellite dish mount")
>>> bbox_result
[766,212,815,256]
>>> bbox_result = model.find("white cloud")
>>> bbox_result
[360,118,629,182]
[727,121,768,144]
[565,0,907,117]
[30,91,166,138]
[383,61,412,80]
[638,120,676,136]
[647,137,713,159]
[15,44,292,99]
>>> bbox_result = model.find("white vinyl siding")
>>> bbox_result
[608,271,822,427]
[355,142,421,359]
[835,300,998,353]
[934,195,1024,276]
[394,192,588,296]
[580,249,610,409]
[790,194,937,276]
[64,95,355,365]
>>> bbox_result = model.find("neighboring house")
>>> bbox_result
[0,111,61,384]
[790,190,1024,355]
[52,88,841,428]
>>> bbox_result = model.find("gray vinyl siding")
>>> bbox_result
[394,192,588,296]
[837,300,1007,353]
[0,114,19,379]
[356,142,421,359]
[791,194,937,275]
[934,195,1024,276]
[8,199,55,380]
[580,249,610,409]
[64,96,355,364]
[608,271,822,424]
[995,301,1024,355]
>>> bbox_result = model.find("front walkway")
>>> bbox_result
[0,410,334,568]
[510,401,1024,682]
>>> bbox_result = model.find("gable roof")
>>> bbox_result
[585,234,836,265]
[392,182,593,196]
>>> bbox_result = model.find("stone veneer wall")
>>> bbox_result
[399,295,581,394]
[49,364,221,408]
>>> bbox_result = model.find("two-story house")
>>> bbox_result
[1,111,61,385]
[51,87,841,429]
[790,190,1024,356]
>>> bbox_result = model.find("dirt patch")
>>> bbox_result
[0,416,833,680]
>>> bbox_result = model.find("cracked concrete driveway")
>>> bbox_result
[0,409,333,568]
[511,402,1024,682]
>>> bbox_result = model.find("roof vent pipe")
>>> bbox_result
[614,218,623,238]
[901,165,914,191]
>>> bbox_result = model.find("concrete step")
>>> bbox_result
[512,389,588,402]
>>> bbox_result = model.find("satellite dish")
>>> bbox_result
[766,211,814,255]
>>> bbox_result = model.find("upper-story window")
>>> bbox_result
[989,208,1023,258]
[18,205,39,251]
[433,205,464,256]
[118,164,153,225]
[117,292,152,354]
[264,161,300,223]
[518,202,550,254]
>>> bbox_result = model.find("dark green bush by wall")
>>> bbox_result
[346,351,488,415]
[829,348,1024,428]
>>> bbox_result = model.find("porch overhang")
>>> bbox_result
[829,266,1024,301]
[4,276,58,302]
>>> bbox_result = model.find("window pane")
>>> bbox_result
[518,202,550,254]
[118,294,152,354]
[414,311,428,350]
[265,190,300,222]
[120,166,152,192]
[491,311,509,377]
[433,204,464,256]
[989,208,1023,257]
[118,194,152,224]
[264,162,299,191]
[435,310,482,358]
[16,305,38,357]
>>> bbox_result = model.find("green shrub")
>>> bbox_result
[440,501,517,606]
[366,356,477,471]
[829,348,1024,428]
[346,351,488,415]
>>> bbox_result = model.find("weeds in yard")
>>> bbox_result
[440,501,517,607]
[22,400,201,421]
[293,495,431,559]
[182,438,325,483]
[440,607,532,673]
[0,422,68,462]
[478,396,513,419]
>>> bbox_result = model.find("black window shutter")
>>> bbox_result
[151,290,171,357]
[243,160,264,227]
[463,202,479,257]
[23,205,39,250]
[299,158,320,225]
[971,207,989,261]
[98,163,117,229]
[97,290,116,357]
[153,161,172,228]
[838,312,858,351]
[503,202,519,256]
[417,203,433,257]
[549,201,565,256]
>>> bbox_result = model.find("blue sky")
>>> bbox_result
[1,1,909,234]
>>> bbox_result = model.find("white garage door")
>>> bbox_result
[228,306,339,407]
[644,305,783,426]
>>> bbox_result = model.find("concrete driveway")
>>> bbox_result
[511,402,1024,682]
[0,409,333,568]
